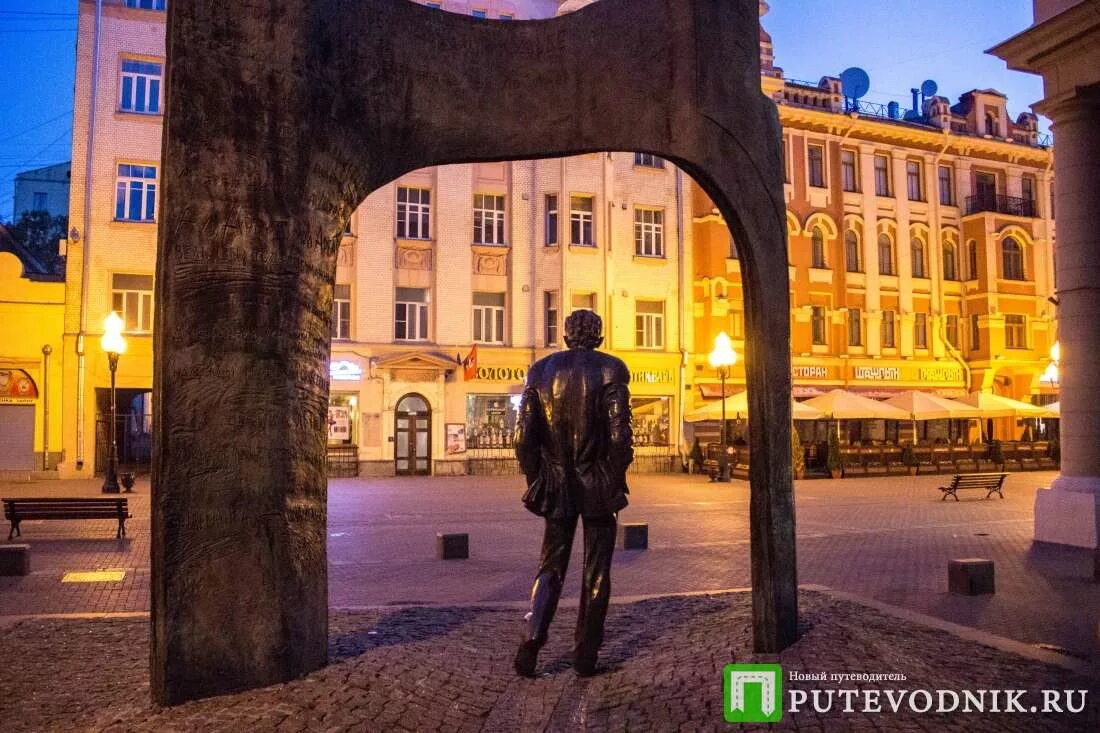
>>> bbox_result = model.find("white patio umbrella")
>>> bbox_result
[883,390,983,420]
[957,391,1051,418]
[683,391,824,422]
[801,388,910,420]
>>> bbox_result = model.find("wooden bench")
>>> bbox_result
[937,473,1008,502]
[3,497,131,540]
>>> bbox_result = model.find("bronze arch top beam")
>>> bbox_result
[154,0,794,705]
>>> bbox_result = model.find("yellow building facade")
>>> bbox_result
[0,230,65,473]
[693,6,1057,447]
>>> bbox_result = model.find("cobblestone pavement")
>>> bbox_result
[1,471,1097,662]
[0,591,1095,732]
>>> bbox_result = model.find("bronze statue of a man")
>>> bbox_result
[513,309,634,677]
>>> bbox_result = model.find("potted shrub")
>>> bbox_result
[988,439,1004,469]
[689,437,705,475]
[900,443,918,475]
[826,431,843,479]
[791,429,805,480]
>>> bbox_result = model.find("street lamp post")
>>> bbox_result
[708,331,737,483]
[101,312,127,494]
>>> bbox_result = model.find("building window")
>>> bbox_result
[811,227,826,269]
[881,310,896,348]
[729,233,738,259]
[811,306,827,345]
[878,234,895,275]
[911,237,926,278]
[1005,314,1026,349]
[114,163,157,222]
[498,13,513,20]
[111,273,153,332]
[841,149,858,192]
[1022,175,1036,214]
[938,165,954,206]
[985,112,997,136]
[943,243,958,281]
[125,0,166,9]
[395,287,429,341]
[425,2,442,8]
[119,59,162,114]
[844,230,861,272]
[571,292,597,313]
[544,291,559,346]
[1002,237,1025,280]
[970,314,981,351]
[473,292,506,344]
[914,313,928,349]
[474,193,505,245]
[782,139,789,183]
[946,314,959,348]
[634,208,665,257]
[396,187,431,239]
[471,8,487,18]
[545,194,558,245]
[333,284,351,340]
[570,195,594,246]
[466,395,518,449]
[874,154,891,196]
[635,300,665,349]
[807,144,825,188]
[634,153,664,168]
[967,240,978,280]
[31,192,48,211]
[906,161,923,201]
[631,396,671,447]
[847,308,862,347]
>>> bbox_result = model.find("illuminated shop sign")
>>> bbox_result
[630,368,675,385]
[918,366,964,382]
[329,360,363,381]
[853,366,900,381]
[792,366,828,379]
[476,366,528,382]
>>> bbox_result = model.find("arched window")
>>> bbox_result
[985,113,997,136]
[942,243,958,281]
[1002,237,1025,280]
[911,237,926,278]
[967,240,978,280]
[845,230,861,273]
[878,233,895,276]
[811,227,826,269]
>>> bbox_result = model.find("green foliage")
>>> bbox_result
[826,430,843,472]
[689,437,704,467]
[988,439,1004,464]
[5,210,67,275]
[900,442,917,467]
[791,429,805,476]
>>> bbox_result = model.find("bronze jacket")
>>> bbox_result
[514,349,634,519]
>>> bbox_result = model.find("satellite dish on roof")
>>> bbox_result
[839,67,871,100]
[920,79,939,98]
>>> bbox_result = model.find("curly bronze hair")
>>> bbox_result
[564,309,603,350]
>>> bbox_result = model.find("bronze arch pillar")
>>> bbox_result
[153,0,796,704]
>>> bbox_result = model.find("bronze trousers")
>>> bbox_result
[522,513,617,661]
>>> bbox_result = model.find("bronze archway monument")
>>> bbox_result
[153,0,796,704]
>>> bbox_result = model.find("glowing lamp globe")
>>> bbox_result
[708,331,737,370]
[101,312,128,355]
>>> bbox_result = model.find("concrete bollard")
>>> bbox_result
[0,544,30,576]
[948,558,995,595]
[436,533,469,560]
[618,523,649,551]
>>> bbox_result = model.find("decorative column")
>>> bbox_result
[1034,86,1100,549]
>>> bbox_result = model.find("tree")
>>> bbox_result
[6,210,67,275]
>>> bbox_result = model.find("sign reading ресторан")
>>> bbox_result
[793,366,829,379]
[853,366,900,381]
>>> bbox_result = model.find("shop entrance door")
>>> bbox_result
[395,393,431,476]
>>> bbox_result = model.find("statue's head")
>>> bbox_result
[564,309,603,351]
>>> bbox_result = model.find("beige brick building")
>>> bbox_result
[60,0,690,478]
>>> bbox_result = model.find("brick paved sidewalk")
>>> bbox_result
[0,591,1096,732]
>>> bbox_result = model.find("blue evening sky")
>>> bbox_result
[0,0,1046,220]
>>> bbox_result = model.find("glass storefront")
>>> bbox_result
[328,393,359,445]
[466,394,521,448]
[631,396,671,447]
